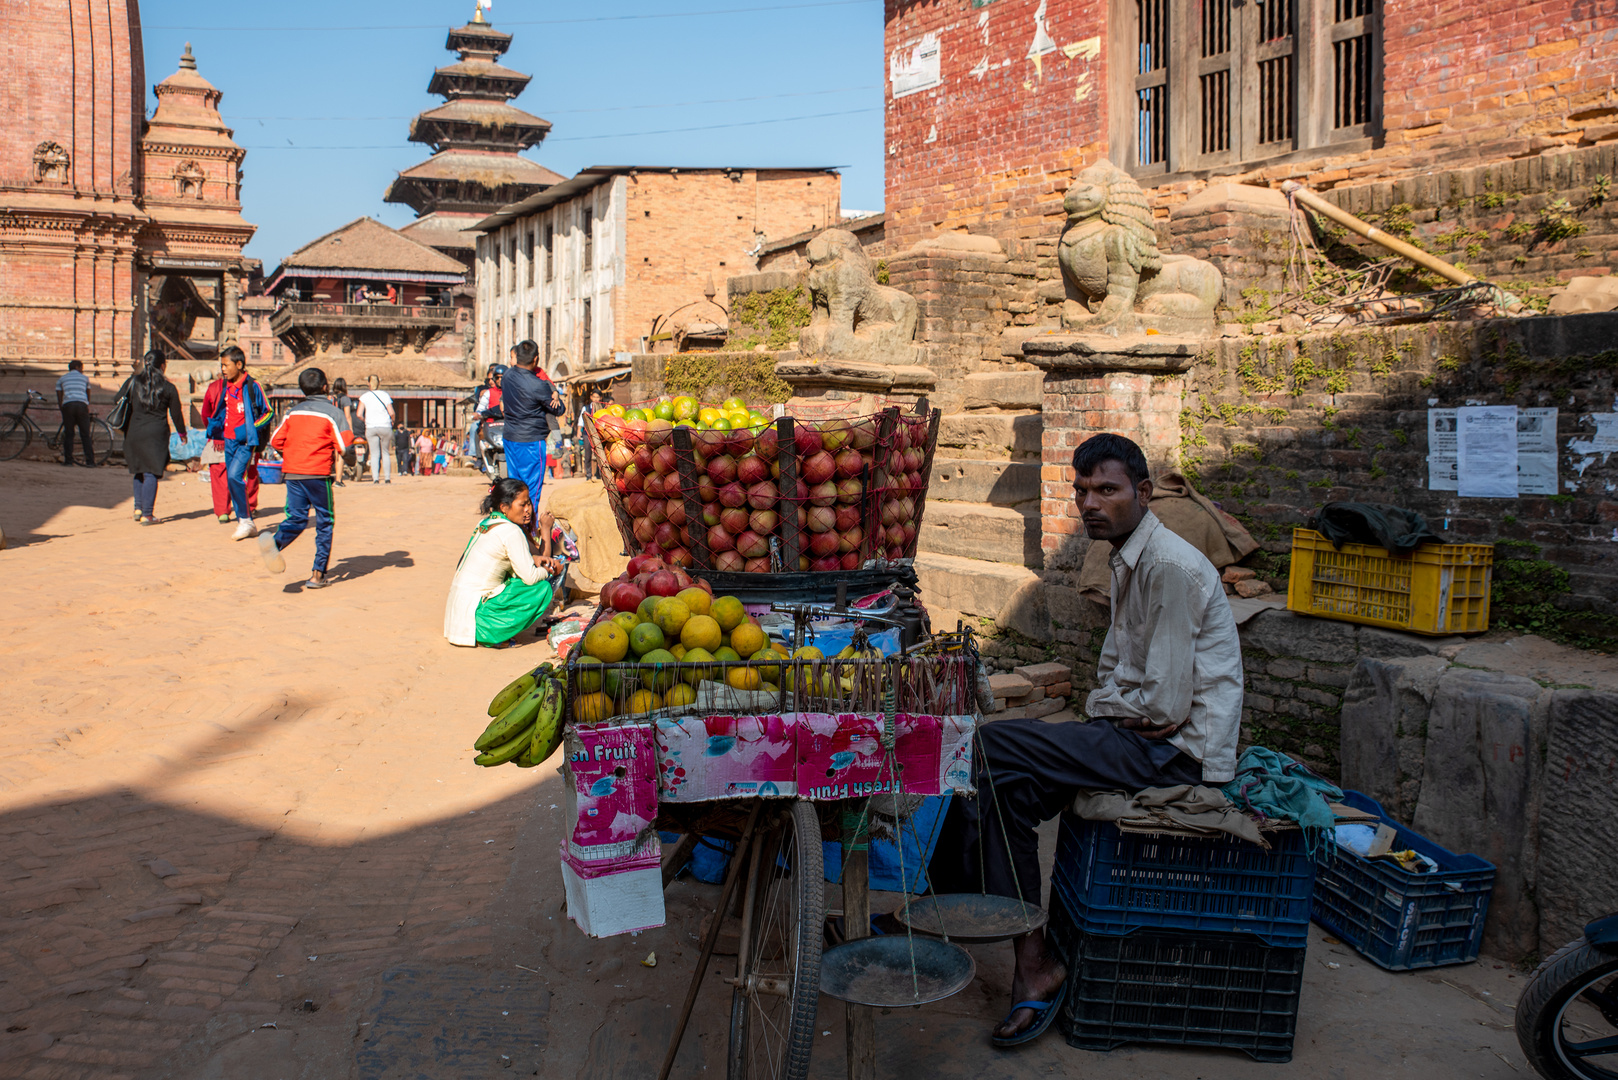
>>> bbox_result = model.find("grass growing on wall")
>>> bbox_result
[663,352,792,406]
[728,286,811,351]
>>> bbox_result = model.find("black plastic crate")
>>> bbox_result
[1047,890,1306,1063]
[1051,813,1315,947]
[1312,790,1495,971]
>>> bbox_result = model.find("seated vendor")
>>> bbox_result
[930,432,1242,1048]
[444,477,562,648]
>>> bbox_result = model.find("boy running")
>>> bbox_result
[258,368,351,589]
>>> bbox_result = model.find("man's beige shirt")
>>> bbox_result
[1082,509,1244,782]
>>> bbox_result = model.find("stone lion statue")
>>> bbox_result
[799,229,919,362]
[1057,160,1223,333]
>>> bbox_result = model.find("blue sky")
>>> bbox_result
[138,0,887,266]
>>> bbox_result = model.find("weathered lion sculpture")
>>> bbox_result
[1057,160,1223,333]
[799,229,919,362]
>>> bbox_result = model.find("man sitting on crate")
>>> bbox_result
[931,432,1243,1048]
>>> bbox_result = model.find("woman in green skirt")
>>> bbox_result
[444,477,562,647]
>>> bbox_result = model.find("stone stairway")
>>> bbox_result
[916,369,1046,634]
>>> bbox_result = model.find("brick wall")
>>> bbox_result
[884,0,1618,248]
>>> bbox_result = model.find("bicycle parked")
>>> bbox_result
[0,389,117,463]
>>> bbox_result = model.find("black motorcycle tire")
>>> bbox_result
[1516,936,1618,1080]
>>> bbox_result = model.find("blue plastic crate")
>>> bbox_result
[1051,814,1316,948]
[1312,790,1494,970]
[1046,889,1306,1063]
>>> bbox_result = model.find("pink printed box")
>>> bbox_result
[562,720,658,865]
[654,714,798,802]
[795,713,976,801]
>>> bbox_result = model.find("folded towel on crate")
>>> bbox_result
[1221,747,1343,861]
[1070,784,1267,845]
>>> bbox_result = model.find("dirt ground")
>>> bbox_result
[0,461,1533,1079]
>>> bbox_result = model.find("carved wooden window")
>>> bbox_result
[1114,0,1381,176]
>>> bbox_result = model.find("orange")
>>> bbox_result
[711,595,747,633]
[653,598,692,639]
[680,647,717,684]
[664,682,698,708]
[639,648,678,691]
[680,614,723,652]
[669,643,688,660]
[729,622,767,659]
[574,656,604,693]
[612,611,640,633]
[573,692,613,723]
[629,622,666,657]
[726,666,762,691]
[674,587,711,617]
[750,647,781,684]
[625,689,662,715]
[583,623,629,663]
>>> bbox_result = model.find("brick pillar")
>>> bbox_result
[1038,369,1186,563]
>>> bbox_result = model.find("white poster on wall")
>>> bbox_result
[1456,405,1519,498]
[1515,407,1559,496]
[891,33,943,98]
[1428,409,1458,491]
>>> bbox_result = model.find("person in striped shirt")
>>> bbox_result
[54,360,95,467]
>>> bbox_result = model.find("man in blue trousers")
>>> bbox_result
[500,339,564,532]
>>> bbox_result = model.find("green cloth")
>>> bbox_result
[475,574,554,646]
[1221,747,1343,862]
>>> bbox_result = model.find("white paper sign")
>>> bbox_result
[1428,409,1458,491]
[1515,407,1558,496]
[891,33,943,98]
[1586,414,1618,451]
[1457,405,1519,499]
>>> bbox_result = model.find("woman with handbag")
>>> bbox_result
[119,351,186,525]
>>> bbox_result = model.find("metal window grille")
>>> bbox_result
[582,209,593,271]
[1332,0,1375,129]
[1135,0,1170,166]
[1258,54,1294,144]
[527,232,536,287]
[581,298,592,361]
[543,225,554,281]
[1200,0,1232,154]
[544,307,553,361]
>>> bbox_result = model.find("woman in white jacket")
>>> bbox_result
[444,477,561,647]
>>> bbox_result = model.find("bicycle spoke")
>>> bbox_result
[0,415,32,461]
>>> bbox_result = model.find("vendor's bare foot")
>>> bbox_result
[994,930,1067,1040]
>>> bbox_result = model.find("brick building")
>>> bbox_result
[0,6,257,398]
[471,166,841,379]
[883,0,1618,246]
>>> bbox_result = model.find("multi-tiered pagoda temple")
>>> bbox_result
[384,8,564,268]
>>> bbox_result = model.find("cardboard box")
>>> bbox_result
[795,713,977,800]
[563,720,659,864]
[654,713,798,801]
[559,834,665,937]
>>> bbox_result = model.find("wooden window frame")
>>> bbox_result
[1109,0,1381,180]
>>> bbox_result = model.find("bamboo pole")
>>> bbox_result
[1281,181,1523,312]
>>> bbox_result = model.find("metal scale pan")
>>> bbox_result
[892,894,1047,944]
[818,935,976,1008]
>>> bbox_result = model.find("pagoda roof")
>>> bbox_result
[428,58,531,98]
[270,217,469,279]
[411,99,551,134]
[400,213,484,252]
[394,152,566,188]
[447,19,512,55]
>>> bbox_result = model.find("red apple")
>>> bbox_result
[654,523,680,552]
[835,505,862,532]
[720,506,750,536]
[744,557,772,574]
[808,481,837,507]
[707,524,735,553]
[749,508,779,534]
[701,501,722,527]
[737,454,769,486]
[837,526,863,553]
[718,481,749,509]
[809,530,840,557]
[834,448,864,479]
[633,517,656,545]
[747,480,779,511]
[706,453,738,486]
[840,552,862,571]
[735,530,769,559]
[714,549,746,572]
[811,555,841,572]
[801,451,836,485]
[835,477,863,505]
[793,425,822,458]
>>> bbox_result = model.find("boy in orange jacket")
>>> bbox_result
[258,368,352,589]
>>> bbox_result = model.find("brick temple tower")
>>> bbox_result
[383,6,564,268]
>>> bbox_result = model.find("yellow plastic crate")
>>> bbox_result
[1286,528,1493,635]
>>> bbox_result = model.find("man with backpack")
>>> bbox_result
[202,346,272,540]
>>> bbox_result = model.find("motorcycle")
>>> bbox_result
[1516,914,1618,1079]
[479,418,506,479]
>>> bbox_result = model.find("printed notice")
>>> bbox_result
[1457,405,1519,498]
[1586,414,1618,452]
[891,33,943,98]
[1428,409,1458,491]
[1516,407,1558,496]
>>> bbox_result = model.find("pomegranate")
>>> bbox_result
[834,448,864,479]
[633,445,654,474]
[706,524,735,553]
[737,453,769,486]
[735,530,769,559]
[624,492,650,519]
[671,568,694,590]
[720,506,750,536]
[848,416,877,451]
[744,557,772,574]
[900,521,917,545]
[753,427,780,461]
[606,442,634,472]
[808,530,840,558]
[800,451,836,485]
[625,552,663,576]
[696,475,719,503]
[881,499,901,526]
[718,482,749,509]
[633,517,655,545]
[701,501,722,527]
[653,522,680,551]
[805,505,837,533]
[693,428,726,457]
[642,472,664,500]
[646,500,668,526]
[667,546,694,569]
[807,481,837,507]
[622,464,644,493]
[647,569,681,597]
[797,555,810,570]
[727,428,755,457]
[835,477,863,505]
[834,505,862,532]
[840,552,862,571]
[749,508,780,534]
[747,480,779,511]
[666,499,687,527]
[886,544,904,560]
[837,526,863,553]
[811,555,841,572]
[652,445,678,475]
[793,425,822,458]
[885,523,905,548]
[818,420,851,454]
[706,453,738,486]
[714,549,746,572]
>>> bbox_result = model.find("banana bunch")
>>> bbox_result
[473,664,568,769]
[835,644,885,694]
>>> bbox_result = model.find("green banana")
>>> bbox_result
[515,678,565,767]
[474,719,538,766]
[487,670,538,717]
[474,682,546,751]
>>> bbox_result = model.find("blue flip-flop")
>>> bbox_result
[990,981,1068,1048]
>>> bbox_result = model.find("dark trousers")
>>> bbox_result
[132,473,158,517]
[929,717,1202,907]
[273,478,335,573]
[60,401,94,465]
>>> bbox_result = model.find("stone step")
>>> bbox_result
[962,371,1043,410]
[918,502,1041,568]
[914,552,1045,639]
[928,457,1039,506]
[936,411,1042,457]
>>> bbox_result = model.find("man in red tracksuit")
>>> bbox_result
[257,367,352,589]
[200,355,262,525]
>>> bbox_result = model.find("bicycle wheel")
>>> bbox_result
[88,419,115,463]
[728,800,823,1080]
[0,414,31,461]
